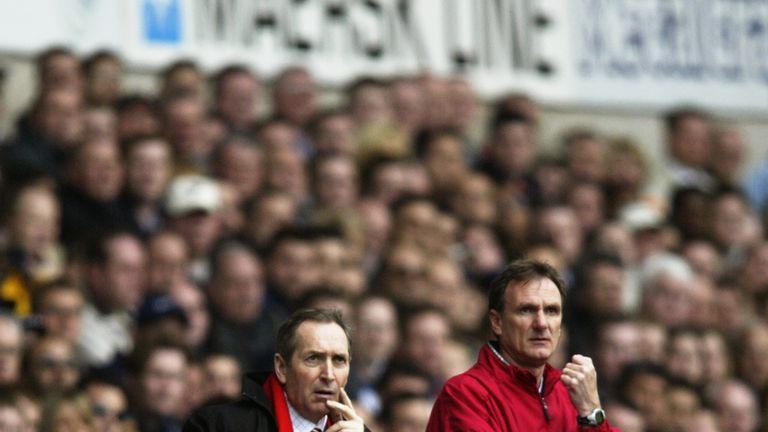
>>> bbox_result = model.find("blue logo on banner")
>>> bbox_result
[143,0,182,44]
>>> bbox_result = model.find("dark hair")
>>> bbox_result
[209,237,260,281]
[212,64,256,98]
[664,106,710,134]
[488,110,530,137]
[36,46,77,75]
[161,59,200,82]
[82,49,120,78]
[31,278,83,313]
[275,309,351,363]
[487,259,566,313]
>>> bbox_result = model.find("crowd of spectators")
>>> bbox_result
[0,46,767,432]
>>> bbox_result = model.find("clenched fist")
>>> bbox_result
[560,354,602,416]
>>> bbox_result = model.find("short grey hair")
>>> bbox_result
[641,253,694,290]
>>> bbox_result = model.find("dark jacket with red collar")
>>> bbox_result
[182,372,372,432]
[426,343,618,432]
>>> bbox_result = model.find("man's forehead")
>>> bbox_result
[294,321,349,355]
[506,278,562,305]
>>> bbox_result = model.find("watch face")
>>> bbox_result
[594,409,605,424]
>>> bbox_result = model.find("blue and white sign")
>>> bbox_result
[142,0,182,44]
[0,0,766,114]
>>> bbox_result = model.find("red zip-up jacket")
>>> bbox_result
[426,343,619,432]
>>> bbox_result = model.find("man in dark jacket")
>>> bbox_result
[426,259,618,431]
[184,309,369,432]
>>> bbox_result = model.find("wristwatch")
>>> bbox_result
[577,408,606,427]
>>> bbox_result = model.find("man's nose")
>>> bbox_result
[320,359,335,380]
[532,311,547,328]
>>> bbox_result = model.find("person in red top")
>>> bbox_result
[426,259,618,431]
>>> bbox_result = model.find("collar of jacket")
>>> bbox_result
[484,342,562,396]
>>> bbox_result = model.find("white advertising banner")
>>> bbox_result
[0,0,766,114]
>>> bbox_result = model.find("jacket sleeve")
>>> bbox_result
[426,378,499,432]
[578,421,620,432]
[182,412,209,432]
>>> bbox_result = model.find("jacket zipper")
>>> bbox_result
[540,396,551,423]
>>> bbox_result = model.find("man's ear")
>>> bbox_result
[274,354,288,384]
[489,309,502,337]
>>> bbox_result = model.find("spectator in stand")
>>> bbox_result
[449,173,497,227]
[115,95,162,142]
[161,92,211,173]
[202,354,241,402]
[476,111,537,202]
[307,109,356,156]
[710,127,745,188]
[263,147,309,202]
[349,296,399,413]
[737,321,768,394]
[79,231,146,369]
[616,362,670,432]
[82,105,117,142]
[565,253,626,355]
[640,253,695,328]
[388,77,427,137]
[205,239,286,372]
[446,77,479,144]
[243,191,298,250]
[309,153,359,214]
[0,313,23,389]
[593,318,642,400]
[604,137,655,217]
[26,336,81,397]
[566,181,607,237]
[121,135,173,238]
[58,138,131,246]
[211,134,263,203]
[711,379,760,432]
[380,393,433,432]
[399,305,451,388]
[165,175,223,286]
[84,379,136,432]
[2,87,84,179]
[562,129,608,183]
[1,184,64,315]
[347,77,393,129]
[128,341,189,432]
[264,228,320,311]
[168,279,209,353]
[36,46,83,93]
[212,65,261,133]
[660,107,714,196]
[82,50,122,107]
[271,66,317,130]
[160,60,205,101]
[0,396,24,432]
[146,231,189,294]
[416,129,469,203]
[33,280,84,345]
[665,328,704,387]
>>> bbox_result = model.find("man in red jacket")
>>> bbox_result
[426,259,618,431]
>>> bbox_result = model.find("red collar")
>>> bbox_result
[262,372,336,431]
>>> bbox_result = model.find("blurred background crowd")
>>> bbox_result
[0,45,767,432]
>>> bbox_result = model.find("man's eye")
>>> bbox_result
[333,356,348,365]
[306,355,319,363]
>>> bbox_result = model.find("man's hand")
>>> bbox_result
[326,388,364,432]
[560,354,602,416]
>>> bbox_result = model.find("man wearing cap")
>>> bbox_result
[166,175,223,285]
[426,259,618,431]
[184,309,369,432]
